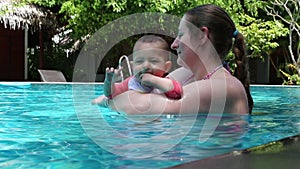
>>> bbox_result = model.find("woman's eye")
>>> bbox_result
[178,32,183,38]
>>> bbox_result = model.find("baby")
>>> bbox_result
[92,35,182,107]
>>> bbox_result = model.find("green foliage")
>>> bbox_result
[0,0,28,15]
[246,141,285,154]
[21,0,293,80]
[27,48,39,80]
[265,0,300,85]
[241,20,289,58]
[24,0,290,57]
[26,0,61,7]
[280,64,300,85]
[27,46,77,81]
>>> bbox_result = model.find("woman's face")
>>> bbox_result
[171,15,196,68]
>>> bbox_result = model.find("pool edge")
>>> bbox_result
[167,134,300,169]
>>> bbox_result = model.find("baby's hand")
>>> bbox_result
[105,67,116,80]
[140,73,157,86]
[134,68,149,82]
[105,67,122,83]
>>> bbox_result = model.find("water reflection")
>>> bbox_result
[99,113,249,163]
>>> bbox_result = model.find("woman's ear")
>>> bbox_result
[199,26,210,45]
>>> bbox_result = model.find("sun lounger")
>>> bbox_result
[37,69,67,82]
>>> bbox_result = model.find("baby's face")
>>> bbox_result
[132,43,170,76]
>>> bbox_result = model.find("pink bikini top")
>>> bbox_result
[182,64,230,85]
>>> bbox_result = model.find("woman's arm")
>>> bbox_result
[107,80,213,115]
[107,77,248,115]
[108,90,181,115]
[108,67,198,114]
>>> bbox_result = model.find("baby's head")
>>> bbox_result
[132,35,172,77]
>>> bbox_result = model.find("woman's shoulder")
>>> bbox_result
[224,76,249,106]
[226,75,245,89]
[202,73,247,99]
[210,75,249,114]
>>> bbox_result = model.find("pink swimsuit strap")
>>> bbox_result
[203,64,223,80]
[182,64,225,85]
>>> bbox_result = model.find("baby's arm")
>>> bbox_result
[103,67,125,97]
[91,68,116,107]
[141,74,173,92]
[92,67,126,107]
[103,67,115,97]
[141,73,182,99]
[103,67,131,99]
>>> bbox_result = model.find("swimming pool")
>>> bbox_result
[0,83,299,168]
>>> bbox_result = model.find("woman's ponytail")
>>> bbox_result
[232,31,253,114]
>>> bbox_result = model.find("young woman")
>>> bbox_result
[100,4,253,115]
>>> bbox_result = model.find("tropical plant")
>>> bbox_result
[22,0,291,80]
[279,64,300,85]
[265,0,300,85]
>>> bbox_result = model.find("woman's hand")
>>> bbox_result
[91,95,107,106]
[92,95,106,106]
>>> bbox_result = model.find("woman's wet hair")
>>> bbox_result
[185,4,253,113]
[233,33,253,113]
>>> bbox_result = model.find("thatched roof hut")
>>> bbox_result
[0,0,59,81]
[0,0,57,31]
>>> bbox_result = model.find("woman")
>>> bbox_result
[104,4,253,115]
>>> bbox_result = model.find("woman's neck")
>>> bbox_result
[192,60,222,80]
[191,45,223,80]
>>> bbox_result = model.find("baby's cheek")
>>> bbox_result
[132,67,140,74]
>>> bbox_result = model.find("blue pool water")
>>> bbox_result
[0,83,299,168]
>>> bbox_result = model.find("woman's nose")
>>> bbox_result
[171,38,179,50]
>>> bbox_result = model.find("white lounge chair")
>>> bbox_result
[37,69,67,82]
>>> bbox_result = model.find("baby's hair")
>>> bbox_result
[134,35,171,60]
[136,35,169,51]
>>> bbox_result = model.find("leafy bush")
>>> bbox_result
[280,64,300,85]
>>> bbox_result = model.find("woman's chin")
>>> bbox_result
[177,58,186,67]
